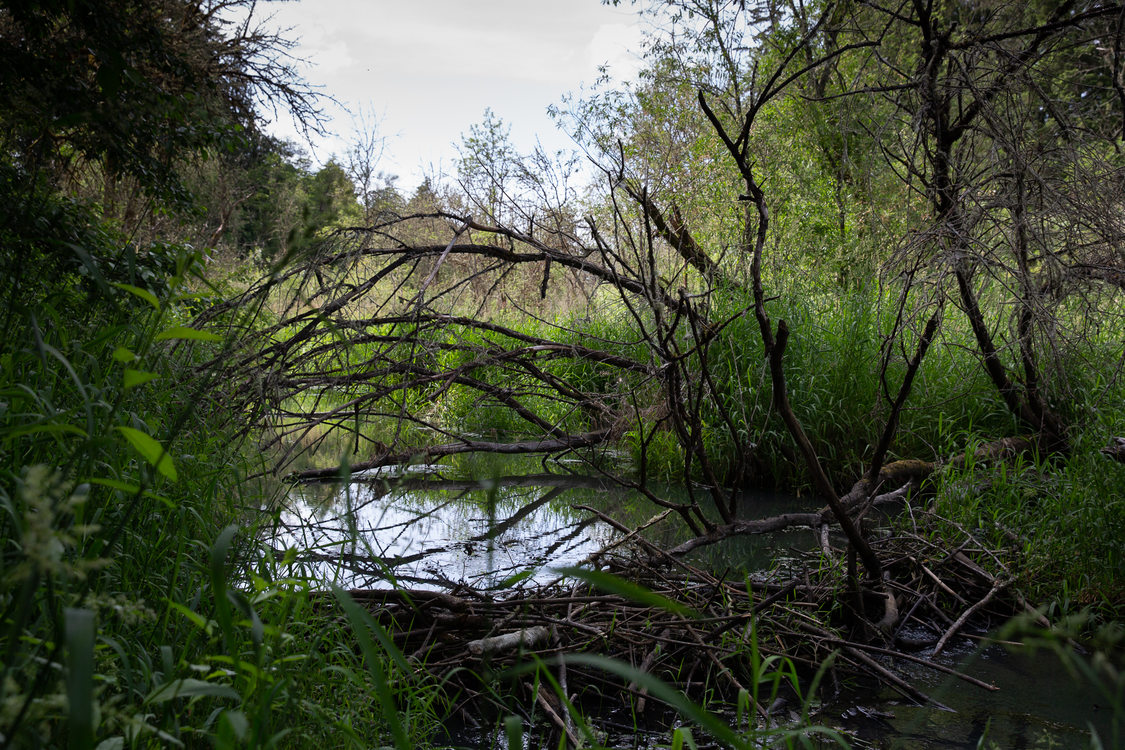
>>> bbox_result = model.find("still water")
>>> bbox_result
[272,457,815,590]
[271,459,1117,748]
[274,469,623,590]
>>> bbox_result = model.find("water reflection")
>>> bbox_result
[274,471,626,590]
[273,463,822,593]
[837,641,1117,748]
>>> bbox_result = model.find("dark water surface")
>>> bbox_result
[835,640,1116,748]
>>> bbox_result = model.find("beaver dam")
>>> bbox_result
[269,456,1093,748]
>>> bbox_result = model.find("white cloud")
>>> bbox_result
[588,22,646,81]
[260,0,648,188]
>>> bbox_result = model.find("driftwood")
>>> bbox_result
[1101,436,1125,463]
[467,626,550,656]
[666,478,919,557]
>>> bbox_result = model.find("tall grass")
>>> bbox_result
[0,218,450,746]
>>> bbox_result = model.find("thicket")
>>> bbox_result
[2,0,1124,747]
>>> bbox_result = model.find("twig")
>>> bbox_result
[822,638,997,691]
[933,577,1012,656]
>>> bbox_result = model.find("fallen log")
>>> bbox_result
[287,428,612,482]
[1101,436,1125,463]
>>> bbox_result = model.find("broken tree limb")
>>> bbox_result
[530,681,584,748]
[628,626,671,714]
[949,436,1037,469]
[666,480,919,558]
[288,429,612,482]
[822,638,998,692]
[933,576,1013,657]
[468,626,550,656]
[1101,436,1125,463]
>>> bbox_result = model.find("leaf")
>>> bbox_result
[545,653,745,747]
[112,347,137,363]
[123,369,160,389]
[671,727,698,750]
[116,426,178,482]
[496,569,535,589]
[554,567,698,619]
[503,715,522,750]
[111,282,160,310]
[331,586,411,749]
[217,710,249,746]
[154,325,221,343]
[210,526,237,646]
[145,678,238,704]
[167,601,214,636]
[86,477,174,507]
[3,422,89,441]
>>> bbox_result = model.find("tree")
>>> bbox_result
[0,0,321,204]
[456,108,519,226]
[342,108,403,225]
[0,0,325,300]
[835,0,1125,449]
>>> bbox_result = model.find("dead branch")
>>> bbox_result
[288,429,613,482]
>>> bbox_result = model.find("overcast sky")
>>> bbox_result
[259,1,648,191]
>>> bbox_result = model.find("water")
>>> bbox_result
[273,470,622,590]
[834,641,1118,747]
[272,454,818,590]
[271,459,1118,748]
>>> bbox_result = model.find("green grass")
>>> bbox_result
[0,232,452,747]
[931,416,1125,613]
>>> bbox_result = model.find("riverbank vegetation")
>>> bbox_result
[2,0,1123,747]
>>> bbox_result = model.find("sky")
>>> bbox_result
[258,1,649,192]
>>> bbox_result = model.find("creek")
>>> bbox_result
[271,456,1115,748]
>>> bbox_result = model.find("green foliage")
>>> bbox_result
[456,108,518,225]
[221,149,369,263]
[932,407,1125,609]
[0,178,434,746]
[628,426,686,482]
[0,0,260,204]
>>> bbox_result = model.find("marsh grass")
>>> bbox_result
[538,280,1024,490]
[931,416,1125,612]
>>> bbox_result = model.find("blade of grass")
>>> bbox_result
[65,607,95,750]
[331,586,410,749]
